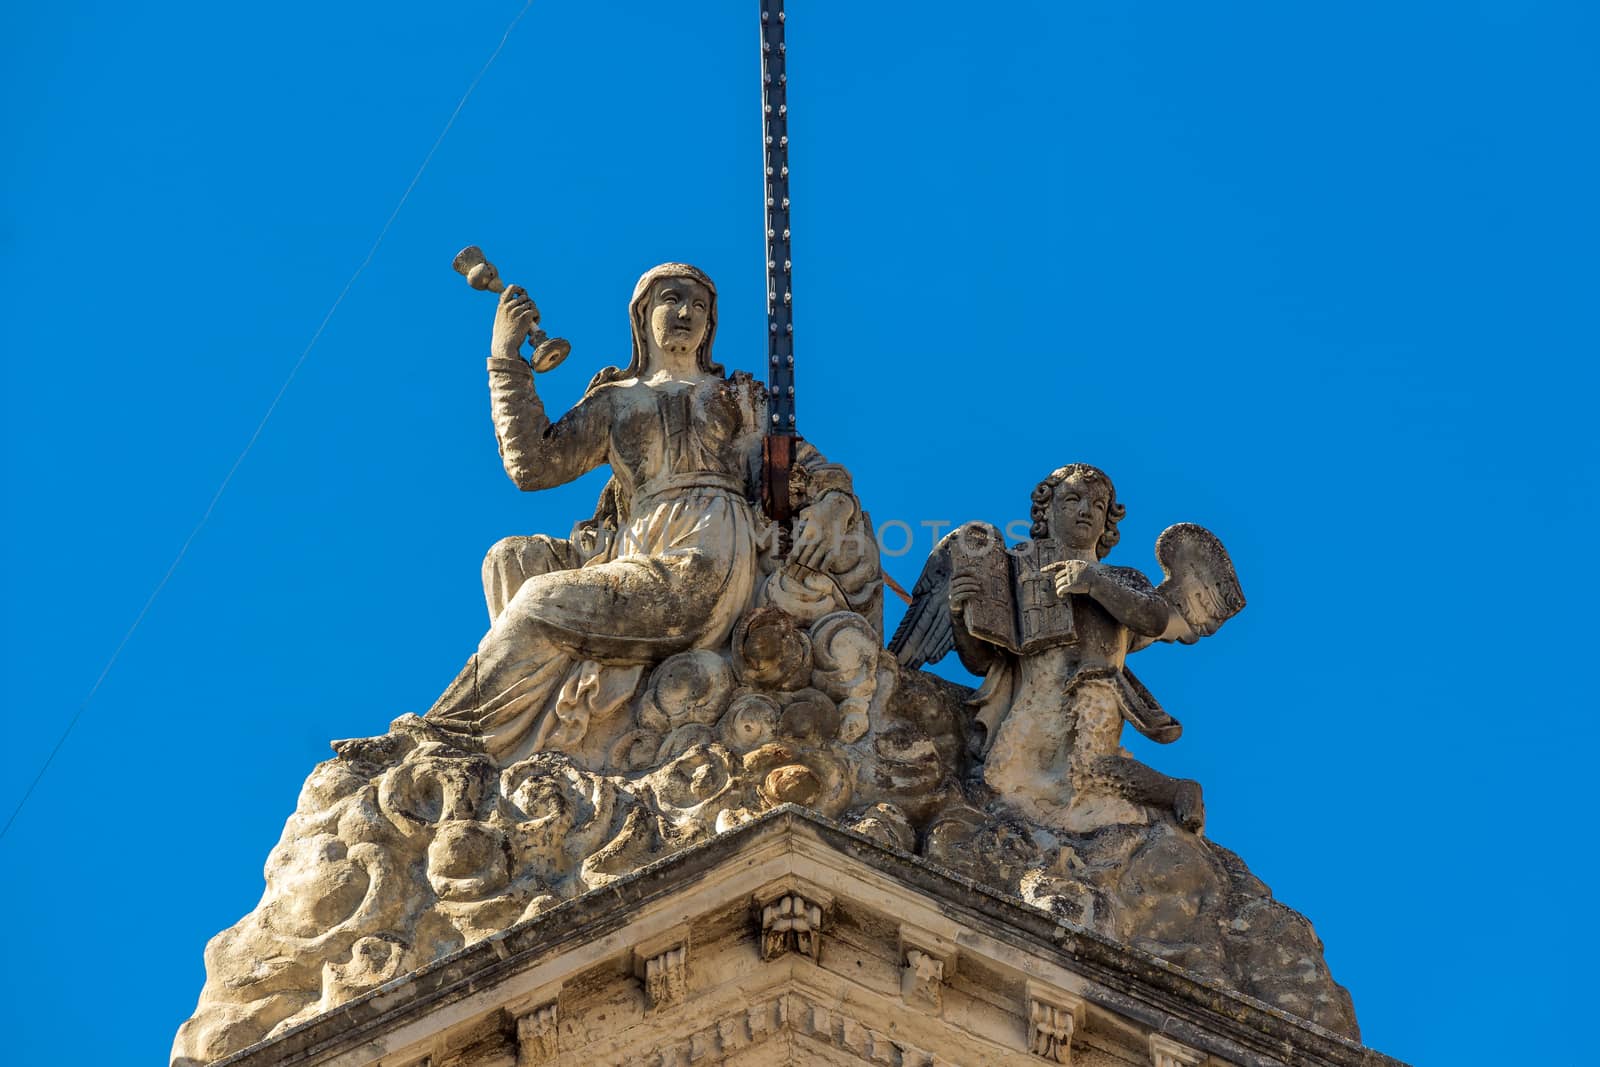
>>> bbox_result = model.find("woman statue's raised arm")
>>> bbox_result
[487,285,609,491]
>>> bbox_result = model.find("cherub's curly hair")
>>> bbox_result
[1030,463,1125,559]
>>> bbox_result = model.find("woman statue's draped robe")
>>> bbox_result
[425,348,871,768]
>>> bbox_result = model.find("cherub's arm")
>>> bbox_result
[889,523,1010,675]
[1064,564,1170,637]
[949,604,1004,676]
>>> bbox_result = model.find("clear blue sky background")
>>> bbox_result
[2,2,1595,1063]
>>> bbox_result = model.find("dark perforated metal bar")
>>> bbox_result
[760,0,795,435]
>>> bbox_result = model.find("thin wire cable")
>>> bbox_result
[0,0,537,843]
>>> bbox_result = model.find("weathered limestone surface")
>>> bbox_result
[173,265,1364,1064]
[172,657,1355,1062]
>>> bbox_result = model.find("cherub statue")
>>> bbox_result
[889,463,1244,834]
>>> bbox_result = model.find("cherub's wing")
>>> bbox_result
[887,525,988,669]
[1142,522,1246,647]
[887,532,955,668]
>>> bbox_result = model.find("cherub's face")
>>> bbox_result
[648,277,710,357]
[1048,475,1109,551]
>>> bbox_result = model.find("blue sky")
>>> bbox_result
[2,2,1595,1062]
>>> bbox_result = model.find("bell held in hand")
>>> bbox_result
[452,245,571,372]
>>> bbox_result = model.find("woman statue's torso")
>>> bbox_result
[597,373,759,512]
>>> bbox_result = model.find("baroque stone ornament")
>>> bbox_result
[173,274,1358,1064]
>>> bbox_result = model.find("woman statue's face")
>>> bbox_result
[647,277,711,360]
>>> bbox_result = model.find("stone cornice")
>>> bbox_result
[209,806,1406,1067]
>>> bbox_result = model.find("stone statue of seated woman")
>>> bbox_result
[424,262,883,770]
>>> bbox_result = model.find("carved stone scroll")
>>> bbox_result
[642,946,686,1010]
[1027,981,1086,1064]
[902,949,944,1012]
[898,924,956,1014]
[1149,1033,1206,1067]
[632,925,691,1011]
[514,1001,559,1065]
[756,886,828,962]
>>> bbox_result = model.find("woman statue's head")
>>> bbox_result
[629,262,722,376]
[584,263,724,394]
